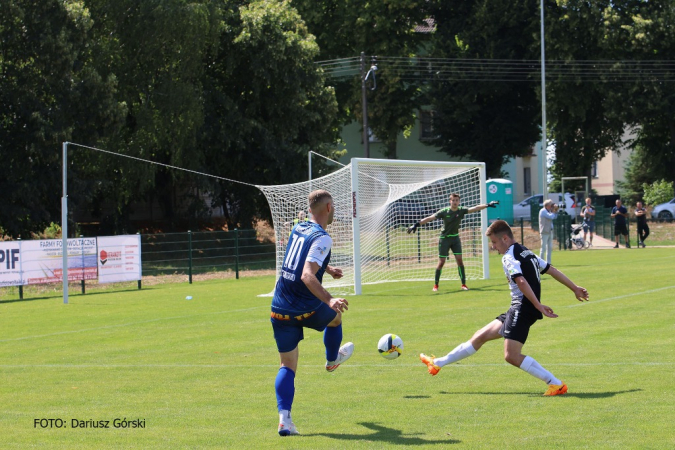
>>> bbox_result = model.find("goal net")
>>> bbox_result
[257,158,488,295]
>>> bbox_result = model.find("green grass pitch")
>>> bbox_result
[1,248,674,449]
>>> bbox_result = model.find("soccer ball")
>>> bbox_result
[377,334,404,359]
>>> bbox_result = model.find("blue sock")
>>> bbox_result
[324,324,342,362]
[275,366,295,412]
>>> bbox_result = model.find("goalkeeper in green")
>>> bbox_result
[408,193,498,292]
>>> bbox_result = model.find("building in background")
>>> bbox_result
[337,110,547,203]
[591,128,634,196]
[338,112,634,200]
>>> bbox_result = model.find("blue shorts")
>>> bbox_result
[270,302,337,353]
[582,221,595,232]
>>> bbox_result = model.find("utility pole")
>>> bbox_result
[360,53,378,158]
[361,52,370,158]
[540,0,548,197]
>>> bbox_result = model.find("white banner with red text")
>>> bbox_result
[0,235,141,286]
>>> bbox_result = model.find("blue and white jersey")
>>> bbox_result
[272,221,332,314]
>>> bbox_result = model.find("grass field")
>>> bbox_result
[1,248,674,449]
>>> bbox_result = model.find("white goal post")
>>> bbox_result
[257,158,489,295]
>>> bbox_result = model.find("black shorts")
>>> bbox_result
[496,308,540,344]
[614,223,628,236]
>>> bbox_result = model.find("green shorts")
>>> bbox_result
[439,235,462,258]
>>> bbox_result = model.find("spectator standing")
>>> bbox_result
[539,199,558,264]
[611,199,630,248]
[580,198,596,246]
[635,201,649,248]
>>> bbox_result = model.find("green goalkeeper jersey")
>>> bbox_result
[435,207,469,237]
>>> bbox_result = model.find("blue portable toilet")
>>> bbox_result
[486,179,514,225]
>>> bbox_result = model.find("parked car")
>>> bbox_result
[513,193,577,220]
[513,194,544,219]
[651,198,675,219]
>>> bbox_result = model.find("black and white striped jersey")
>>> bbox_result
[501,243,550,318]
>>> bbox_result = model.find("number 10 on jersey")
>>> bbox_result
[284,235,305,271]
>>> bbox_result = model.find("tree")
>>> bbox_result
[0,0,124,238]
[426,0,542,177]
[544,1,626,191]
[365,66,421,159]
[642,179,674,207]
[199,0,340,228]
[2,0,344,234]
[292,0,430,159]
[80,0,221,232]
[601,1,675,188]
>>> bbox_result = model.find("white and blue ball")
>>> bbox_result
[377,333,404,359]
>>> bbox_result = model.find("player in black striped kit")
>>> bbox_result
[420,220,589,396]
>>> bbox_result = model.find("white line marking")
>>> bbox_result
[0,362,673,369]
[568,285,675,307]
[4,283,673,342]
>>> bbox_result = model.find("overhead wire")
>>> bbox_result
[316,56,675,82]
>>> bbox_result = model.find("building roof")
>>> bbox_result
[414,18,436,34]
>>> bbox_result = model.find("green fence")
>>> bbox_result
[551,207,670,248]
[532,206,603,249]
[553,213,574,250]
[141,229,276,281]
[2,229,277,301]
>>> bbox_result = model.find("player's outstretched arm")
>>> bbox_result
[514,276,558,318]
[467,201,498,213]
[301,261,348,312]
[546,265,589,302]
[407,214,436,234]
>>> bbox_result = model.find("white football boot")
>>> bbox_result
[325,342,354,372]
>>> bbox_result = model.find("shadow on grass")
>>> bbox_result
[562,389,642,398]
[0,297,54,305]
[439,389,641,398]
[0,288,141,305]
[306,422,459,445]
[460,286,503,293]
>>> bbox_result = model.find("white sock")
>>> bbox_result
[435,341,476,367]
[279,410,291,423]
[519,356,561,385]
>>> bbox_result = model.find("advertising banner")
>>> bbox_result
[0,241,23,287]
[22,238,98,285]
[97,235,142,283]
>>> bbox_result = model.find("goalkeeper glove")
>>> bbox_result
[488,201,499,208]
[407,222,421,234]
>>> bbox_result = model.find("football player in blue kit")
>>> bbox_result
[271,189,354,436]
[420,220,588,396]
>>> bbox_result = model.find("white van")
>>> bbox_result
[513,193,577,220]
[548,193,578,218]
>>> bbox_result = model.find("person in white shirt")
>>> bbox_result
[539,199,558,264]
